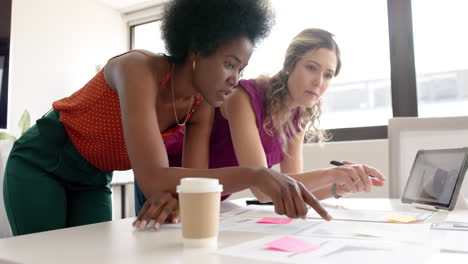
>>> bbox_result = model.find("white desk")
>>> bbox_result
[0,198,467,264]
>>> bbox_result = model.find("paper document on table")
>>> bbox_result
[438,231,468,254]
[295,220,431,244]
[220,215,430,244]
[216,235,432,264]
[445,210,468,222]
[222,205,278,218]
[307,208,433,223]
[219,216,321,235]
[431,222,468,231]
[223,205,434,223]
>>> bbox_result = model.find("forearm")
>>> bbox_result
[312,184,334,200]
[249,169,335,202]
[250,186,272,203]
[289,169,335,192]
[136,166,262,198]
[313,184,349,200]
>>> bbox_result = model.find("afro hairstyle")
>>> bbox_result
[161,0,274,63]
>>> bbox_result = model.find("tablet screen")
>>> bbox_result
[402,148,468,210]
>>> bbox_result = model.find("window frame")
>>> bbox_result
[129,0,420,142]
[331,0,417,141]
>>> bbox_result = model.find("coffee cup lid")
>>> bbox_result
[176,178,223,193]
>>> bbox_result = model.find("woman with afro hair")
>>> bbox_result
[3,0,331,236]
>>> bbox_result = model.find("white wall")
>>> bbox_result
[228,139,389,200]
[5,0,128,136]
[301,139,389,198]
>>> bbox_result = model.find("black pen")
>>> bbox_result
[330,160,375,178]
[246,199,274,206]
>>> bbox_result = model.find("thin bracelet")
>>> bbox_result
[331,183,342,199]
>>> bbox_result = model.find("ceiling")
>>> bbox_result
[96,0,166,13]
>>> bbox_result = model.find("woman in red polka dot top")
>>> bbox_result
[3,0,331,236]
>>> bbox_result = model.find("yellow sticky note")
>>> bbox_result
[385,214,418,223]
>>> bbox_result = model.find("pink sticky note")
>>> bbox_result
[265,236,321,254]
[257,217,293,224]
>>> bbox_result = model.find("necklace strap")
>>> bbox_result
[159,58,172,87]
[171,64,197,127]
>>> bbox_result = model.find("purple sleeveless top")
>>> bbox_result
[164,79,301,168]
[208,79,284,168]
[163,80,302,200]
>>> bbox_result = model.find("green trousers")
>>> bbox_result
[3,110,113,236]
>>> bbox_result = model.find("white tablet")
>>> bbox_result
[401,147,468,211]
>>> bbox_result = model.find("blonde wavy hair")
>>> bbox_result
[261,28,342,154]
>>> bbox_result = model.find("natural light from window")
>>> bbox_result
[133,20,165,54]
[133,0,393,130]
[412,0,468,118]
[244,0,391,129]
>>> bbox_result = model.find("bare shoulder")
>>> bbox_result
[103,50,170,93]
[222,84,254,121]
[229,85,251,103]
[106,49,167,67]
[230,77,269,103]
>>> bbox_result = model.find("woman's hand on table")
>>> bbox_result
[133,191,179,230]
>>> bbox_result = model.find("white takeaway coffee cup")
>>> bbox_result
[176,178,223,248]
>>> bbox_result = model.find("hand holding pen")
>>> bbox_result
[329,160,386,193]
[330,160,376,183]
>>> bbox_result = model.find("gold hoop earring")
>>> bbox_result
[193,60,196,72]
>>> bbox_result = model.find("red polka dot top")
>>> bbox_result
[52,50,202,172]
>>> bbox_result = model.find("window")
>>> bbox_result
[131,20,165,53]
[412,0,468,118]
[130,1,391,140]
[129,0,463,141]
[244,0,392,130]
